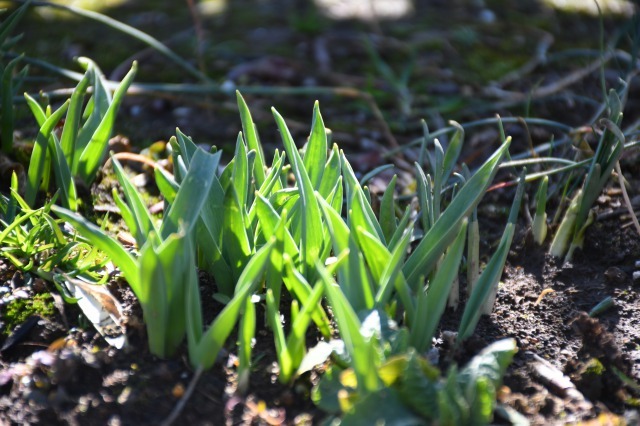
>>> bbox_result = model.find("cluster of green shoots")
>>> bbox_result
[520,89,627,263]
[45,83,523,423]
[2,2,633,423]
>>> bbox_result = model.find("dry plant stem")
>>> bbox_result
[109,29,195,81]
[20,53,400,154]
[161,366,204,426]
[493,31,554,87]
[615,162,640,237]
[185,0,207,76]
[483,50,615,102]
[105,152,163,170]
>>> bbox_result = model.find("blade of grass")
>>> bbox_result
[23,0,209,83]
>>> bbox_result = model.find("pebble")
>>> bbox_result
[633,271,640,283]
[604,266,627,284]
[479,9,496,24]
[117,386,133,405]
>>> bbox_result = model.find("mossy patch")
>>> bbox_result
[3,293,56,336]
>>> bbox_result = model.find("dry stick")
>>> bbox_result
[161,366,204,426]
[104,152,163,170]
[615,162,640,237]
[493,31,554,87]
[109,29,195,81]
[482,50,615,102]
[185,0,207,76]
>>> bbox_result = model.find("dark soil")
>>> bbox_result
[2,0,640,425]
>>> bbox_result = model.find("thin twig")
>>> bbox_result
[161,366,204,426]
[482,50,615,102]
[493,31,554,87]
[614,162,640,237]
[104,152,164,170]
[185,0,207,76]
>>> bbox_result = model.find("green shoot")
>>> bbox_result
[532,176,548,245]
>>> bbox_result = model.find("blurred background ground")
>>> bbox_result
[11,0,639,167]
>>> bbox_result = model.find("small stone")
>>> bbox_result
[117,386,133,404]
[633,271,640,283]
[604,266,627,284]
[171,383,185,398]
[479,9,496,24]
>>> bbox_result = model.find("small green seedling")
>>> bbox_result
[532,176,548,245]
[24,59,137,210]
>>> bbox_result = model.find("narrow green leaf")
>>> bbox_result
[266,288,292,382]
[111,157,157,245]
[410,220,467,352]
[403,138,510,289]
[318,144,341,199]
[174,129,200,169]
[222,185,252,279]
[303,101,327,189]
[379,175,398,243]
[138,237,169,357]
[191,239,274,370]
[232,132,250,208]
[238,296,256,392]
[317,261,380,393]
[154,166,179,204]
[47,132,78,211]
[285,279,325,381]
[74,58,111,157]
[442,121,464,183]
[77,62,137,184]
[52,205,139,294]
[273,107,323,281]
[255,194,299,259]
[24,96,69,207]
[341,151,385,242]
[350,190,385,245]
[161,148,218,239]
[282,257,332,340]
[0,1,31,47]
[1,55,22,155]
[458,224,516,342]
[60,70,91,164]
[236,91,266,186]
[373,226,415,320]
[387,206,412,250]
